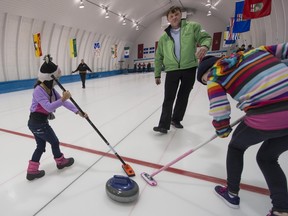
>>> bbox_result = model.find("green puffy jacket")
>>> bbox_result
[154,19,212,78]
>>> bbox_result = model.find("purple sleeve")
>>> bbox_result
[33,87,62,112]
[63,100,78,113]
[33,87,78,113]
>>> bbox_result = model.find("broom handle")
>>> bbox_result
[51,75,127,165]
[150,116,244,177]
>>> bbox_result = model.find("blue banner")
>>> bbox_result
[233,1,251,33]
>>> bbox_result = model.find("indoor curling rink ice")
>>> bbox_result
[0,72,287,216]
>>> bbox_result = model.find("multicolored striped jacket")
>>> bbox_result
[207,43,288,132]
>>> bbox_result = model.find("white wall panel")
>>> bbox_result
[75,30,85,65]
[274,0,285,43]
[90,33,99,71]
[95,33,104,72]
[101,35,111,71]
[270,2,278,44]
[5,14,19,81]
[17,16,32,79]
[83,31,93,70]
[281,0,288,41]
[41,21,52,57]
[0,13,7,81]
[48,24,60,63]
[264,15,273,45]
[56,25,64,72]
[63,27,72,74]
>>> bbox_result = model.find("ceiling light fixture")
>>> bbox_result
[79,0,84,9]
[85,0,145,29]
[122,16,127,25]
[205,0,211,7]
[207,10,212,16]
[105,8,109,18]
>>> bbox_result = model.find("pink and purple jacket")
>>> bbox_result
[30,86,78,115]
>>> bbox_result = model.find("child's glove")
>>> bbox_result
[216,126,232,138]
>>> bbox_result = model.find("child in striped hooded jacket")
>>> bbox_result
[197,43,288,216]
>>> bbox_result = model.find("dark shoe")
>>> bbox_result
[153,126,168,134]
[214,185,240,209]
[171,121,183,129]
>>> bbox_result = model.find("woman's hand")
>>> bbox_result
[196,46,209,61]
[61,91,71,102]
[155,78,161,85]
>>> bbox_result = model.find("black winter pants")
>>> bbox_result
[227,121,288,212]
[158,67,196,129]
[80,72,87,88]
[28,121,62,162]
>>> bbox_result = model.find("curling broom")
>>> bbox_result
[141,116,244,185]
[51,75,135,177]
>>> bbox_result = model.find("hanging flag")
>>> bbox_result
[212,32,222,51]
[94,42,101,57]
[33,33,42,57]
[114,44,118,58]
[225,18,238,44]
[223,30,230,47]
[138,44,144,59]
[233,1,251,33]
[69,38,77,58]
[111,44,118,58]
[243,0,272,19]
[124,47,130,58]
[111,46,114,57]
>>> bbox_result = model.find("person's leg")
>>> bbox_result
[80,73,86,88]
[27,123,48,180]
[157,72,180,130]
[226,122,265,193]
[41,124,74,168]
[215,121,265,208]
[171,68,196,125]
[31,123,74,169]
[31,135,47,162]
[256,132,288,214]
[216,121,288,212]
[29,123,62,159]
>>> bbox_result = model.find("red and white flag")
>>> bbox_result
[243,0,272,19]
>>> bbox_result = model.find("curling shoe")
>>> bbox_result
[26,160,45,181]
[153,126,168,134]
[55,154,74,169]
[171,121,183,129]
[214,185,240,209]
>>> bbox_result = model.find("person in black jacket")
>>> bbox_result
[72,59,92,88]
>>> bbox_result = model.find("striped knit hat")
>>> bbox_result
[197,55,220,85]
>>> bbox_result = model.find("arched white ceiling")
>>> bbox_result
[0,0,237,42]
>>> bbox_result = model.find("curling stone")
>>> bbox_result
[106,175,139,203]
